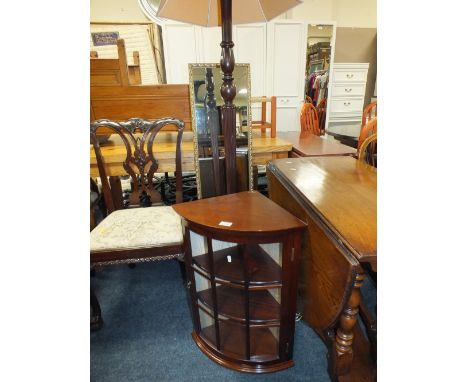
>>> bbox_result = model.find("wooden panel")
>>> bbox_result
[90,84,192,131]
[269,156,376,268]
[90,59,123,86]
[90,39,131,86]
[267,170,356,333]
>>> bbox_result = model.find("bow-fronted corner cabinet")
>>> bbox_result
[173,191,306,373]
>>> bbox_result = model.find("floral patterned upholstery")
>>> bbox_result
[90,206,183,252]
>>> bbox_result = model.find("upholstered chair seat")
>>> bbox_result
[90,206,183,252]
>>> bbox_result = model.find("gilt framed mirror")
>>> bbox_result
[188,63,252,199]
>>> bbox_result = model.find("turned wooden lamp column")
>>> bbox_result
[219,0,237,193]
[156,0,303,194]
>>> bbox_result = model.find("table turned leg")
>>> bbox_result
[329,271,365,379]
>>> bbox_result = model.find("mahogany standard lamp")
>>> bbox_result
[157,0,302,194]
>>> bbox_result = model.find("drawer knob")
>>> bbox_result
[346,74,354,78]
[343,102,351,106]
[345,88,352,92]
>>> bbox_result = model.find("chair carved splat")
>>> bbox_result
[90,117,185,213]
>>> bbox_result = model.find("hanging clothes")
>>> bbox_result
[306,70,328,105]
[317,71,329,105]
[307,72,317,100]
[312,75,320,104]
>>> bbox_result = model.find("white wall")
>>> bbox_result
[287,0,376,28]
[90,0,149,22]
[288,0,334,21]
[332,0,377,28]
[90,0,376,28]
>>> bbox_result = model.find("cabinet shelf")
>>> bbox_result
[198,285,281,324]
[193,244,282,287]
[200,320,279,363]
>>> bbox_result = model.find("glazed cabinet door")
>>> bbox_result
[184,227,300,370]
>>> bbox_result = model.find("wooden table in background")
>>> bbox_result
[277,131,357,158]
[90,132,292,177]
[267,156,376,382]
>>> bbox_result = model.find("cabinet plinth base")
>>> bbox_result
[192,331,294,374]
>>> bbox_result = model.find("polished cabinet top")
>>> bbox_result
[173,191,306,235]
[268,157,376,263]
[276,131,356,157]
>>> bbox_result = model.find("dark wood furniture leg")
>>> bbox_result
[329,271,364,379]
[109,176,124,210]
[90,288,103,331]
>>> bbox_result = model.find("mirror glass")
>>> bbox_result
[189,63,252,199]
[304,24,333,132]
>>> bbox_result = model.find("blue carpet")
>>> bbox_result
[91,260,376,381]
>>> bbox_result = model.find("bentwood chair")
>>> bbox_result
[300,103,321,135]
[362,100,377,127]
[357,116,377,151]
[316,97,327,135]
[90,117,186,327]
[358,133,377,168]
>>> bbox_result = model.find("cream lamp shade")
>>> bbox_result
[156,0,303,26]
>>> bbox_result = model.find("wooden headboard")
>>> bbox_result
[90,39,141,86]
[90,84,192,131]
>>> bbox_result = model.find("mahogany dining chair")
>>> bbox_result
[90,117,186,328]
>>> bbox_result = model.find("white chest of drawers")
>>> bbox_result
[327,63,369,137]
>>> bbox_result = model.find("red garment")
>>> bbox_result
[313,77,319,104]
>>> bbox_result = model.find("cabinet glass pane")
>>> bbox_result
[259,243,283,268]
[198,307,215,331]
[217,320,279,362]
[198,284,280,324]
